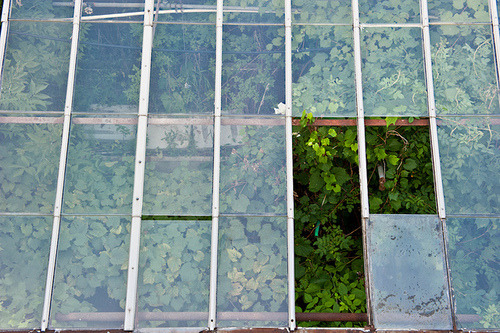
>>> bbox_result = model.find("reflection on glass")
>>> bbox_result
[156,0,216,23]
[428,0,490,22]
[137,220,211,328]
[359,0,420,23]
[431,25,499,116]
[0,116,63,213]
[63,119,136,214]
[437,117,499,215]
[223,0,284,24]
[217,217,288,327]
[292,26,355,117]
[0,22,72,112]
[0,216,51,329]
[149,25,215,115]
[73,23,142,113]
[222,26,285,116]
[50,216,129,328]
[447,217,499,330]
[81,0,144,21]
[220,122,286,215]
[367,214,453,329]
[10,0,74,19]
[143,119,213,215]
[362,28,427,117]
[292,0,351,24]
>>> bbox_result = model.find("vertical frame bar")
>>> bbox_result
[123,0,155,329]
[420,0,456,329]
[40,0,83,330]
[352,0,372,326]
[0,0,12,80]
[489,0,500,104]
[284,0,295,330]
[208,0,223,329]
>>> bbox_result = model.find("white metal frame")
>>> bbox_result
[489,0,500,104]
[124,0,155,329]
[40,0,83,329]
[0,0,12,80]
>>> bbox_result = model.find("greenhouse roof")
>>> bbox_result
[0,0,498,332]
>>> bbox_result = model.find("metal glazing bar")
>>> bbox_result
[123,0,155,330]
[40,0,83,330]
[284,0,295,330]
[0,0,12,81]
[208,0,223,330]
[489,0,500,108]
[352,0,372,327]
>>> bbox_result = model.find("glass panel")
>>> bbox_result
[156,0,216,23]
[137,220,211,328]
[431,25,499,116]
[73,23,142,114]
[0,216,51,329]
[50,216,129,328]
[292,26,355,117]
[222,26,285,116]
[143,117,213,215]
[217,216,288,327]
[367,214,453,329]
[223,0,284,24]
[359,0,420,23]
[149,25,216,115]
[429,0,490,23]
[362,27,427,117]
[292,0,351,24]
[63,117,136,214]
[11,0,74,20]
[447,217,499,330]
[437,117,499,216]
[81,0,144,22]
[0,21,72,112]
[0,114,63,213]
[220,120,286,215]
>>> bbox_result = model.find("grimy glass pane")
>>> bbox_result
[437,117,499,215]
[0,21,72,112]
[81,0,144,21]
[446,217,499,330]
[292,26,355,117]
[137,220,211,328]
[359,0,420,23]
[367,214,453,329]
[143,118,213,215]
[217,217,288,327]
[63,118,136,214]
[50,216,129,328]
[223,0,284,24]
[0,115,63,213]
[219,120,286,215]
[428,0,490,23]
[156,0,216,23]
[292,0,351,24]
[73,23,142,114]
[222,26,285,116]
[10,0,74,20]
[149,25,215,115]
[362,28,427,117]
[431,25,499,116]
[0,216,51,329]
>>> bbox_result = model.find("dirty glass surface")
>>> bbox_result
[0,21,72,112]
[217,216,288,327]
[430,25,498,116]
[73,23,142,114]
[428,0,490,23]
[63,118,136,214]
[359,0,420,23]
[10,0,74,20]
[0,216,51,329]
[437,117,499,216]
[222,25,285,116]
[219,120,286,215]
[362,27,426,117]
[292,0,351,24]
[80,0,145,22]
[367,214,453,329]
[149,25,216,115]
[155,0,216,23]
[0,115,63,213]
[142,118,213,215]
[292,26,355,117]
[137,220,211,328]
[223,0,284,24]
[50,216,129,328]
